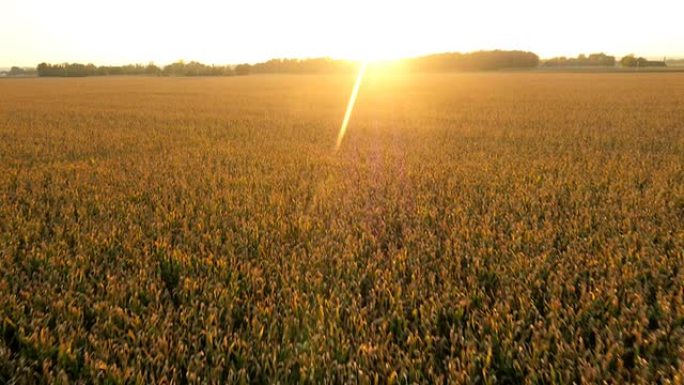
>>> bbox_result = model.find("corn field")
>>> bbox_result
[1,73,683,384]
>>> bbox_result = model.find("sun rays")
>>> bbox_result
[335,61,367,151]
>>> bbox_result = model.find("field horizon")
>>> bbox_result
[3,49,684,78]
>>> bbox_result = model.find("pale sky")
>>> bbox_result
[1,0,682,67]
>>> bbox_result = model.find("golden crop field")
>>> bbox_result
[1,73,683,384]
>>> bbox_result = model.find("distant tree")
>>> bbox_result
[163,61,186,76]
[64,63,88,77]
[620,54,638,67]
[543,53,616,67]
[245,57,357,74]
[185,61,204,76]
[4,66,36,76]
[84,64,97,76]
[37,62,50,76]
[588,53,616,66]
[146,63,161,76]
[8,66,25,76]
[36,60,237,77]
[235,64,251,76]
[407,50,539,72]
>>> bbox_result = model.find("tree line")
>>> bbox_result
[403,50,540,72]
[35,61,235,77]
[245,58,358,74]
[0,66,38,77]
[542,53,616,67]
[31,51,541,77]
[542,53,667,68]
[237,51,541,74]
[23,50,669,78]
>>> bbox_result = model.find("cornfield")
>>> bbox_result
[1,73,683,384]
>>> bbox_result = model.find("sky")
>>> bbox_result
[1,0,682,67]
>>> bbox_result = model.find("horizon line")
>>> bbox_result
[2,49,684,69]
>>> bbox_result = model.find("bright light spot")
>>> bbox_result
[335,62,367,151]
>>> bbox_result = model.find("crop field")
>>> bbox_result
[1,73,683,384]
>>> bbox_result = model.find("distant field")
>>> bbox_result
[1,74,683,383]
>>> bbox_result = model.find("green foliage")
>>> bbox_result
[162,61,235,76]
[406,50,539,71]
[543,52,616,67]
[36,61,233,77]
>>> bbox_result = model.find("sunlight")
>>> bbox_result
[343,46,411,63]
[335,61,367,151]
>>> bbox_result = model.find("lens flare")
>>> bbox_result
[335,62,367,151]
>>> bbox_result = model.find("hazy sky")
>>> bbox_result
[1,0,682,67]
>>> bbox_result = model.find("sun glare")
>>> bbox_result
[335,61,368,151]
[345,46,409,63]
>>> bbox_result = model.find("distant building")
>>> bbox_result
[620,55,668,68]
[642,60,667,67]
[666,59,684,67]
